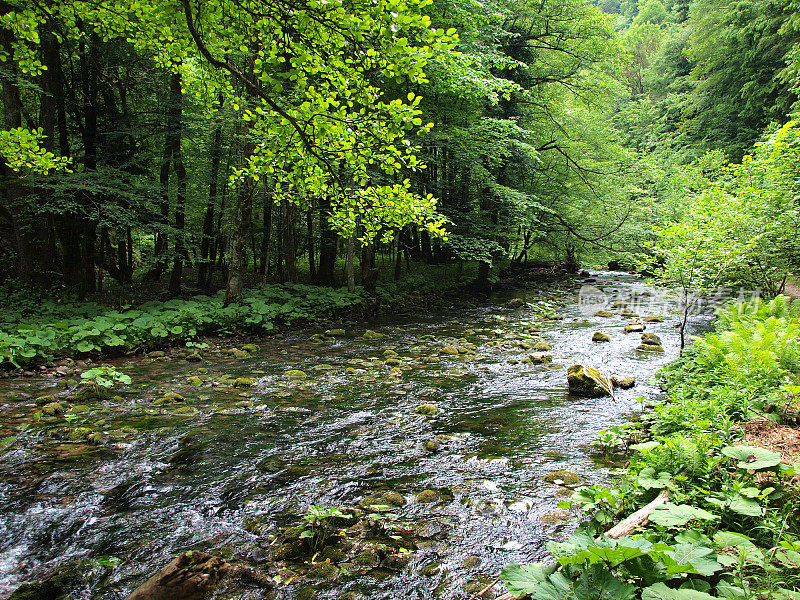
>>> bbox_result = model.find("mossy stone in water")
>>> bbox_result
[69,404,91,414]
[285,370,307,379]
[35,394,57,406]
[148,350,166,358]
[234,377,256,387]
[320,545,347,563]
[413,404,440,416]
[228,348,249,359]
[529,352,552,364]
[641,332,662,346]
[67,427,91,441]
[380,491,405,507]
[241,343,259,353]
[326,328,346,336]
[307,561,339,580]
[353,548,380,566]
[416,489,439,503]
[296,586,318,600]
[42,402,64,416]
[362,329,386,340]
[636,343,664,353]
[592,331,611,342]
[643,315,663,323]
[424,438,440,452]
[385,358,401,366]
[87,432,103,445]
[420,561,441,576]
[186,376,204,386]
[611,375,636,389]
[532,341,551,352]
[173,406,198,416]
[462,555,481,569]
[594,310,613,318]
[542,469,581,486]
[9,560,88,600]
[154,391,184,405]
[72,381,110,402]
[624,323,645,333]
[441,345,459,355]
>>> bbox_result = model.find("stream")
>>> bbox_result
[0,271,690,600]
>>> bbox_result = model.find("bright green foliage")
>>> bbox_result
[79,366,131,388]
[0,128,72,174]
[504,298,800,599]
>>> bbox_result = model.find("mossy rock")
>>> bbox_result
[567,365,611,398]
[154,391,184,405]
[35,394,57,406]
[420,561,441,576]
[620,309,638,318]
[296,586,318,600]
[186,376,205,386]
[641,332,662,346]
[42,402,65,416]
[233,377,256,387]
[544,314,564,320]
[272,541,304,561]
[529,352,552,364]
[185,352,202,362]
[307,561,340,581]
[412,404,440,417]
[241,344,259,353]
[69,404,91,414]
[353,548,381,566]
[230,349,250,359]
[320,545,347,563]
[643,315,663,323]
[173,406,198,416]
[285,370,307,379]
[506,298,526,308]
[424,438,440,452]
[611,300,627,309]
[362,330,386,340]
[8,559,88,600]
[611,375,636,389]
[86,432,103,445]
[383,349,399,357]
[148,350,166,358]
[416,489,439,503]
[382,553,412,570]
[72,381,110,402]
[532,341,551,352]
[67,427,92,441]
[380,491,405,507]
[385,358,401,367]
[345,367,357,375]
[542,469,581,486]
[592,331,611,343]
[462,555,481,569]
[326,328,346,336]
[441,345,459,355]
[636,343,664,353]
[594,310,613,318]
[623,323,646,333]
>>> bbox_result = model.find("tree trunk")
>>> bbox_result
[198,96,224,287]
[168,73,186,295]
[224,126,255,304]
[306,205,316,281]
[316,194,337,286]
[346,235,356,293]
[259,187,273,282]
[282,200,298,283]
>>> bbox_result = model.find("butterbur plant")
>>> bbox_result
[80,365,131,389]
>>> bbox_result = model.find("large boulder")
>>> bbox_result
[567,364,612,398]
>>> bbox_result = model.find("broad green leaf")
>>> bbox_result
[721,445,782,470]
[642,582,717,599]
[649,503,719,528]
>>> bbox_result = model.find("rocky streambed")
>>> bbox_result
[0,272,688,600]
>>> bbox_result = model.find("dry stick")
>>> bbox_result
[491,490,671,600]
[605,489,669,539]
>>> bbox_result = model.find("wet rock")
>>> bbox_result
[67,426,92,441]
[42,402,65,416]
[186,376,204,386]
[416,489,439,503]
[420,562,441,576]
[185,352,202,362]
[307,561,340,581]
[345,367,357,375]
[506,298,526,308]
[620,309,638,318]
[326,328,346,336]
[154,391,184,405]
[462,555,481,569]
[424,438,440,452]
[87,432,103,445]
[241,344,259,353]
[380,491,405,507]
[35,394,57,406]
[529,353,553,364]
[233,377,256,387]
[540,511,571,524]
[611,375,636,389]
[173,406,198,416]
[385,358,401,367]
[533,341,551,352]
[412,404,440,417]
[624,322,646,333]
[611,300,627,308]
[273,540,304,561]
[148,350,166,358]
[594,310,613,317]
[69,404,91,414]
[353,548,381,566]
[285,370,307,379]
[383,349,399,357]
[544,314,564,320]
[636,343,664,353]
[362,330,386,340]
[72,381,110,402]
[542,469,581,486]
[8,559,88,600]
[643,315,663,323]
[567,364,611,397]
[641,332,662,346]
[230,349,250,359]
[382,553,412,570]
[320,546,347,563]
[592,331,611,342]
[441,345,459,355]
[296,586,318,600]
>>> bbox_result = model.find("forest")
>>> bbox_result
[0,0,800,599]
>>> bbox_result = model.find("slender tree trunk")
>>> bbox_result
[198,96,224,287]
[306,205,316,281]
[316,194,337,286]
[282,200,298,283]
[259,187,273,282]
[168,73,186,295]
[346,235,356,293]
[224,132,255,305]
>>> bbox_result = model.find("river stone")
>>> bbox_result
[542,469,581,485]
[636,343,664,353]
[326,328,346,336]
[643,315,663,323]
[424,438,440,452]
[241,344,259,353]
[611,300,627,308]
[594,310,613,317]
[592,331,611,342]
[413,404,440,416]
[307,562,339,581]
[532,341,551,352]
[416,489,439,503]
[230,349,250,359]
[529,353,553,364]
[362,330,386,340]
[185,352,202,362]
[69,404,91,414]
[42,402,65,416]
[567,364,611,398]
[624,322,646,333]
[385,358,401,366]
[234,377,256,387]
[544,314,564,320]
[186,376,204,386]
[641,332,662,346]
[506,298,526,308]
[35,394,57,405]
[383,349,399,357]
[72,382,110,402]
[611,375,636,389]
[285,370,307,379]
[441,345,459,355]
[620,309,638,318]
[67,426,91,441]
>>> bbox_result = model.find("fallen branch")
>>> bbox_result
[126,551,231,600]
[605,489,669,539]
[467,577,500,600]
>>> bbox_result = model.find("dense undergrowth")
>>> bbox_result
[502,296,800,599]
[0,264,477,368]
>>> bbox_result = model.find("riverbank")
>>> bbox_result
[501,296,800,599]
[0,270,676,600]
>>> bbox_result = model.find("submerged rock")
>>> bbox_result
[529,353,553,364]
[413,404,440,416]
[416,489,439,503]
[506,298,526,308]
[326,328,346,336]
[285,370,307,379]
[233,377,256,387]
[42,402,65,416]
[611,375,636,389]
[636,343,664,353]
[380,491,405,507]
[643,315,663,323]
[641,332,662,346]
[592,331,611,342]
[542,469,581,485]
[241,344,259,353]
[532,341,551,352]
[594,310,613,318]
[185,352,202,362]
[624,322,646,333]
[567,364,611,398]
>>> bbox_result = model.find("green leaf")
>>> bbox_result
[637,467,671,490]
[649,504,719,528]
[721,445,782,470]
[728,495,764,517]
[500,562,556,596]
[642,582,717,600]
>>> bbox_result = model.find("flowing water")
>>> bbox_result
[0,272,690,600]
